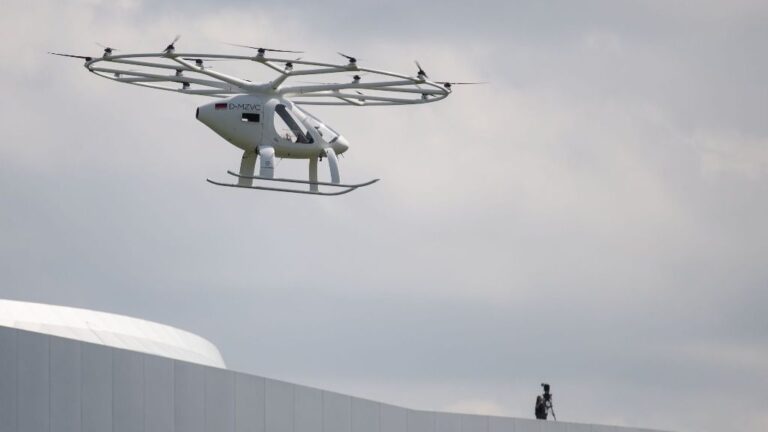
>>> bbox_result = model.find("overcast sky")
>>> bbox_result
[1,1,767,431]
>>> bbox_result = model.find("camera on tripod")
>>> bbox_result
[541,383,552,402]
[535,383,556,421]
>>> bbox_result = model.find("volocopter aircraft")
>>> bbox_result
[51,37,480,195]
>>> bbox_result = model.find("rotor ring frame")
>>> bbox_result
[84,51,451,106]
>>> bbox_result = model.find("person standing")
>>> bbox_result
[535,395,548,420]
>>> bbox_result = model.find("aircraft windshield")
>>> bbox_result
[274,104,313,144]
[299,108,340,143]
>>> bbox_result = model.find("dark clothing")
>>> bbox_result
[535,396,548,420]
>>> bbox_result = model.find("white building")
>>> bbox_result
[0,299,667,432]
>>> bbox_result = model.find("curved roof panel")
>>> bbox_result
[0,299,225,368]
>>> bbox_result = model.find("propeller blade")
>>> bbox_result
[165,34,181,52]
[264,47,303,53]
[181,57,228,62]
[415,60,428,78]
[96,43,117,55]
[436,81,487,87]
[226,43,303,54]
[49,52,93,61]
[337,52,357,63]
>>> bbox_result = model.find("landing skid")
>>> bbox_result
[226,171,379,188]
[206,172,379,196]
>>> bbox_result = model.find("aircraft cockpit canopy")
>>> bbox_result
[274,104,313,144]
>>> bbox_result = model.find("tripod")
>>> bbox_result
[544,398,556,421]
